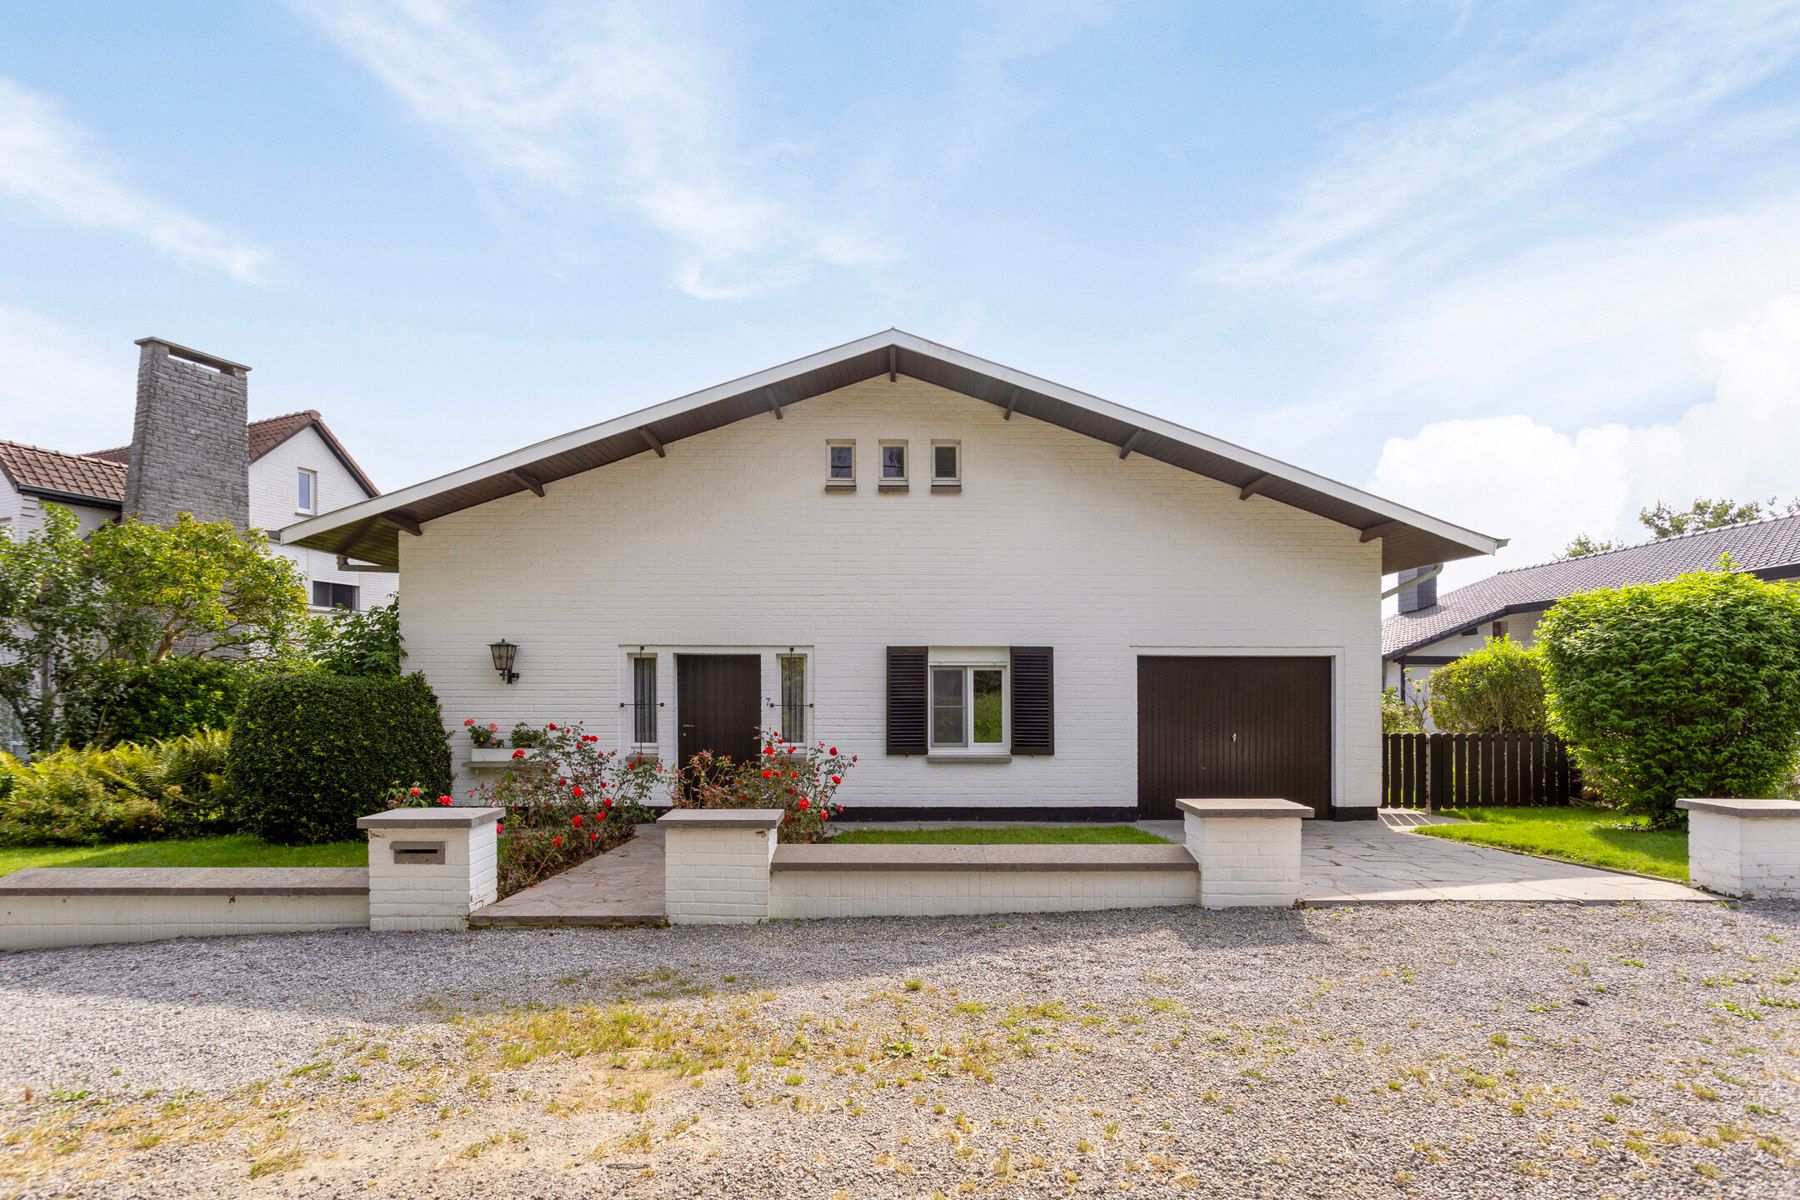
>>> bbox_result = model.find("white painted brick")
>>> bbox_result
[399,377,1383,815]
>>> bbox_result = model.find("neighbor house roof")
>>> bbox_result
[0,440,127,506]
[1382,513,1800,659]
[281,330,1504,571]
[86,410,380,499]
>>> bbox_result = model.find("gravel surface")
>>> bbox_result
[1,901,1796,1199]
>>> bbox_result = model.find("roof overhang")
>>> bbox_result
[282,330,1504,572]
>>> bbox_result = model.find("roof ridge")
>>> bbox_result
[1493,509,1800,575]
[0,439,128,470]
[249,409,320,426]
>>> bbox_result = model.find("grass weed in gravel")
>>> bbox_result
[0,902,1795,1198]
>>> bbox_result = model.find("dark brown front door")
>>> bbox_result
[1136,656,1332,819]
[676,654,762,768]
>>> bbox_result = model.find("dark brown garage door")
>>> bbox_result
[1137,656,1332,819]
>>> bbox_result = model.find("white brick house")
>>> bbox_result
[284,332,1500,820]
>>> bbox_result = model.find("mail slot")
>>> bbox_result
[392,841,446,865]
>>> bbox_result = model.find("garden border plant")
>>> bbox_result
[672,729,854,843]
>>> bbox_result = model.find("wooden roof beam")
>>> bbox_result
[506,469,545,497]
[1118,429,1144,460]
[1238,473,1275,501]
[380,511,423,537]
[887,346,897,382]
[640,428,666,458]
[1359,520,1407,543]
[765,389,782,420]
[1003,388,1020,420]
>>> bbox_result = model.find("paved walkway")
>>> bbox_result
[469,811,1704,926]
[470,824,667,927]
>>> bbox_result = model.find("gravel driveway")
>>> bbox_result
[1,901,1795,1199]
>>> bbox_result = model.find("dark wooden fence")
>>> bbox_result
[1383,733,1581,810]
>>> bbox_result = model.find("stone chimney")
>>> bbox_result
[1396,564,1441,614]
[123,338,250,528]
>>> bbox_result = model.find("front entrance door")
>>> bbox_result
[675,653,762,768]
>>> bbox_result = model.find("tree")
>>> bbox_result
[1426,636,1548,733]
[1559,533,1620,560]
[303,600,404,677]
[1637,497,1788,538]
[1536,559,1800,825]
[85,514,307,662]
[0,506,110,753]
[1381,686,1424,734]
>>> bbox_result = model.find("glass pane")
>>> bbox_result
[829,445,853,478]
[633,657,657,743]
[297,470,313,508]
[934,445,958,479]
[973,669,1003,744]
[882,444,906,478]
[780,656,805,743]
[931,667,964,746]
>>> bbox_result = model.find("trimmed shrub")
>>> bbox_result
[0,730,235,846]
[1537,562,1800,825]
[229,673,451,844]
[60,658,254,748]
[1427,637,1548,733]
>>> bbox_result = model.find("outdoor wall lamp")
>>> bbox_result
[488,639,520,684]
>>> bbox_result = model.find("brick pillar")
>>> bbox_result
[358,807,503,931]
[1677,798,1800,899]
[1179,798,1312,908]
[661,809,782,924]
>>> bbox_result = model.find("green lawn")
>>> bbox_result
[829,824,1169,846]
[1415,806,1689,881]
[0,834,366,877]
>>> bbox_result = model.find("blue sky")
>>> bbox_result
[5,1,1800,588]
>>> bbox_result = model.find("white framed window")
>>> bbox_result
[931,440,960,490]
[630,655,658,745]
[826,440,855,488]
[311,580,358,611]
[778,654,807,743]
[296,468,317,514]
[879,440,908,490]
[928,650,1007,753]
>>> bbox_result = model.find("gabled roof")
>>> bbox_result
[86,411,381,500]
[1382,513,1800,659]
[282,330,1504,571]
[0,441,126,506]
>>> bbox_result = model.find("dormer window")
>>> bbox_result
[297,468,317,514]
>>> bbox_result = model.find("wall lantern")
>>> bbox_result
[488,639,520,684]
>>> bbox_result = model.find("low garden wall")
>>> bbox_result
[1678,797,1800,899]
[662,798,1314,923]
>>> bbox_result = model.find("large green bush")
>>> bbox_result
[60,658,254,748]
[1427,636,1548,733]
[0,730,234,846]
[229,673,452,844]
[1537,563,1800,825]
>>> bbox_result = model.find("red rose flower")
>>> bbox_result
[572,785,584,798]
[830,775,841,785]
[495,822,504,834]
[602,797,613,808]
[438,795,452,806]
[851,755,858,763]
[408,787,421,797]
[552,835,563,847]
[761,769,772,779]
[797,797,810,809]
[488,722,499,731]
[829,747,837,755]
[547,722,558,731]
[512,748,526,759]
[763,746,775,756]
[463,719,475,727]
[590,832,599,842]
[572,814,583,827]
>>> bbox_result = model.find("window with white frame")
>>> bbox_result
[630,655,657,744]
[779,654,806,743]
[928,652,1007,752]
[296,468,317,514]
[879,440,907,487]
[931,440,960,489]
[827,441,855,486]
[311,580,358,611]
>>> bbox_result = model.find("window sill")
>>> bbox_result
[824,480,856,492]
[878,480,910,492]
[930,481,961,493]
[926,753,1012,764]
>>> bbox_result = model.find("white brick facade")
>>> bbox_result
[1180,799,1309,907]
[0,891,369,952]
[359,807,501,931]
[662,810,781,924]
[252,426,397,610]
[767,864,1200,919]
[401,375,1385,815]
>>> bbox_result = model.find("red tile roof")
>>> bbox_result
[0,441,127,505]
[79,412,380,500]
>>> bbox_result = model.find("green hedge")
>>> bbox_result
[228,672,452,844]
[61,658,253,748]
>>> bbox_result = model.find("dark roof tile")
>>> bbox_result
[0,441,126,505]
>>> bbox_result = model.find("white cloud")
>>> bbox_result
[0,78,273,283]
[1205,0,1800,298]
[1373,296,1800,591]
[299,0,894,300]
[0,306,130,449]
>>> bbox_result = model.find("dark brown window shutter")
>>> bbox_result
[886,646,928,755]
[1010,646,1054,755]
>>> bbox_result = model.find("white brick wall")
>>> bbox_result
[1184,811,1304,907]
[768,866,1199,919]
[401,376,1384,814]
[1684,805,1800,899]
[0,893,368,951]
[364,817,498,931]
[663,819,780,924]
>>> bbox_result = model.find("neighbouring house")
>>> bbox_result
[0,337,397,614]
[1383,513,1800,705]
[283,331,1501,820]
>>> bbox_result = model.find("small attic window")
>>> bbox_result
[931,442,960,491]
[296,468,317,514]
[827,441,855,489]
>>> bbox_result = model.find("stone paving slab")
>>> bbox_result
[470,824,666,927]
